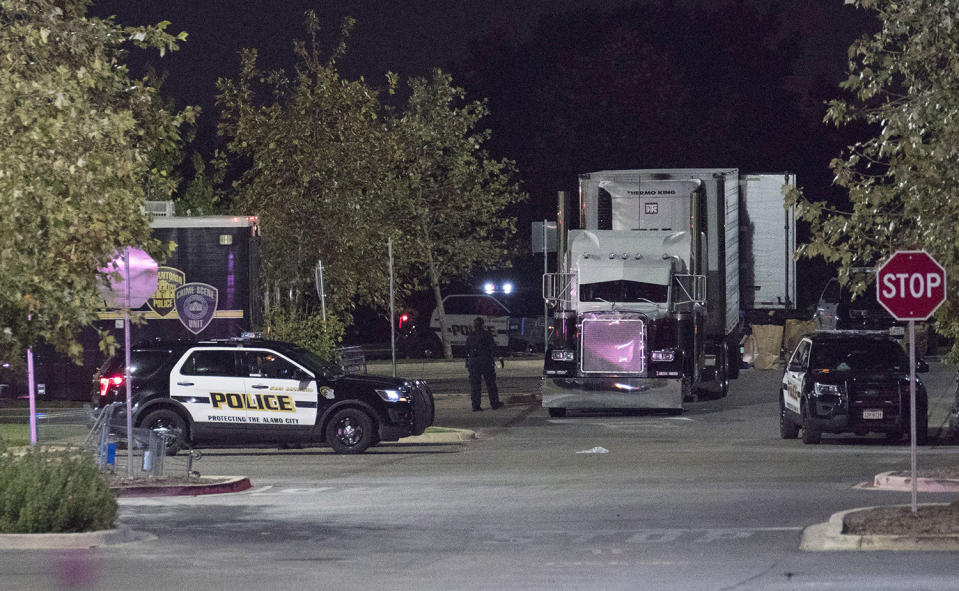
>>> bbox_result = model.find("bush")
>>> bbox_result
[263,307,345,363]
[0,445,117,533]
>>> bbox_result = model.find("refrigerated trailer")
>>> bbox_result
[542,169,795,415]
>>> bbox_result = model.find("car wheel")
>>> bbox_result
[140,409,187,456]
[547,407,567,418]
[325,408,374,454]
[780,404,799,439]
[801,404,821,444]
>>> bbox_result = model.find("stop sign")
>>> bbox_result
[876,250,947,320]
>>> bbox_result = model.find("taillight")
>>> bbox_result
[99,375,123,397]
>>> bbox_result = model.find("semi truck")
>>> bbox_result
[38,212,261,399]
[542,168,795,415]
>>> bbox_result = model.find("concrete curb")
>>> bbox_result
[856,471,959,493]
[801,505,959,551]
[397,428,475,444]
[0,525,156,550]
[111,475,252,498]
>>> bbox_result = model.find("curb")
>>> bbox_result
[856,471,959,493]
[111,475,252,498]
[801,505,959,552]
[0,525,156,550]
[398,428,475,444]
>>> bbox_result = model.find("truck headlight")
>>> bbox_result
[551,349,574,362]
[812,383,841,397]
[375,389,408,403]
[651,350,675,362]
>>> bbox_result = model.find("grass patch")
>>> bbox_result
[0,424,28,446]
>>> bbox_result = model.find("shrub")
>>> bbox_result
[263,307,345,363]
[0,446,117,533]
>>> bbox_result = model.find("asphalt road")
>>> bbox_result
[3,363,959,590]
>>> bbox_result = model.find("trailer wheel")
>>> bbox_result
[718,343,729,398]
[728,337,740,380]
[547,407,567,418]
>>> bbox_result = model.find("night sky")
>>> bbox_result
[86,0,874,307]
[87,2,865,125]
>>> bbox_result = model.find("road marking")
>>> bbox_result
[483,527,802,546]
[251,487,333,496]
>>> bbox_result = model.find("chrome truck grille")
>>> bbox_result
[580,316,646,374]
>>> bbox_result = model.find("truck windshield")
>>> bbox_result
[580,280,668,303]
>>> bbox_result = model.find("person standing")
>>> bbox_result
[465,316,503,411]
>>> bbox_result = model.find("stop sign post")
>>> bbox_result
[876,250,947,513]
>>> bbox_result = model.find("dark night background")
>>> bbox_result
[87,0,874,315]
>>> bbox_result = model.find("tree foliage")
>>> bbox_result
[0,0,196,359]
[790,0,959,359]
[216,14,393,324]
[217,14,525,357]
[176,151,220,216]
[387,71,524,357]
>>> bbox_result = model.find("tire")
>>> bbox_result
[718,343,729,398]
[801,404,821,444]
[780,404,799,439]
[547,407,567,418]
[140,409,188,456]
[325,408,374,454]
[728,337,740,380]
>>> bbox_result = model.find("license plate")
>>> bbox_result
[889,326,905,336]
[863,409,883,420]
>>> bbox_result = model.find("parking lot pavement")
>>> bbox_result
[365,356,543,380]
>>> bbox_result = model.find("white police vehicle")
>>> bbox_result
[93,338,434,454]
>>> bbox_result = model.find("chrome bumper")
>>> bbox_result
[541,376,683,411]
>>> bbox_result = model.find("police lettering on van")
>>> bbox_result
[430,294,510,349]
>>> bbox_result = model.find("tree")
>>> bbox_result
[0,0,196,359]
[387,70,525,358]
[789,0,959,360]
[216,14,394,330]
[176,151,220,216]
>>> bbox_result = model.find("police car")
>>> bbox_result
[780,331,927,445]
[93,338,434,455]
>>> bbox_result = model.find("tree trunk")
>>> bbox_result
[425,249,452,360]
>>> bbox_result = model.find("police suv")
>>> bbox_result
[780,331,927,445]
[93,338,434,455]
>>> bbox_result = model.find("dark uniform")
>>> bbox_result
[465,317,502,411]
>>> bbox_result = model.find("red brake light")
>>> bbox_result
[99,375,123,397]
